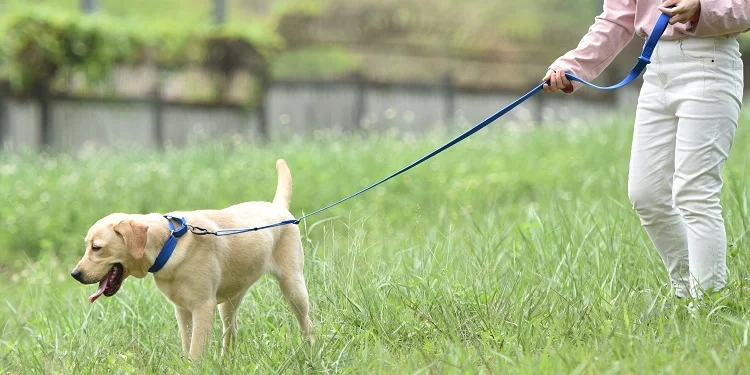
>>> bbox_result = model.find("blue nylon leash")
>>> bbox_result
[186,11,672,238]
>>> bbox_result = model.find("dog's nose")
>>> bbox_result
[71,269,84,282]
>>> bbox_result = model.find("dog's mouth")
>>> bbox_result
[88,263,124,303]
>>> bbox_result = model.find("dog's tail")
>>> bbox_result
[273,159,292,210]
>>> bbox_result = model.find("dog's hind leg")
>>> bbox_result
[174,306,192,355]
[272,228,313,340]
[275,272,313,340]
[218,295,243,355]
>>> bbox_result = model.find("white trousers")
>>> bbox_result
[628,36,744,299]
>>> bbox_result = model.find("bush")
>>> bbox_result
[0,8,283,96]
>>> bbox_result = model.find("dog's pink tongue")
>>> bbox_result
[88,278,108,303]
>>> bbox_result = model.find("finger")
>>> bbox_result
[669,12,689,24]
[546,69,557,91]
[554,71,565,92]
[658,7,674,16]
[664,7,685,24]
[543,70,552,82]
[661,0,680,8]
[659,2,681,15]
[659,5,680,16]
[542,70,553,92]
[551,71,560,91]
[561,71,571,88]
[549,71,559,92]
[677,14,692,24]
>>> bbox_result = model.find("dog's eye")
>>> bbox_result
[92,245,102,252]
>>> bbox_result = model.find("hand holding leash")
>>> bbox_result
[542,68,574,93]
[659,0,701,25]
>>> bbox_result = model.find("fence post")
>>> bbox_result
[152,72,164,150]
[352,72,367,132]
[39,91,52,149]
[256,72,270,141]
[441,73,455,128]
[214,0,226,24]
[535,85,544,127]
[0,89,5,148]
[81,0,98,13]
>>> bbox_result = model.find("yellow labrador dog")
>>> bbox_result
[71,160,313,360]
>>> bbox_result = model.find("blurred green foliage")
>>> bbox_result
[0,1,747,91]
[0,7,284,97]
[271,46,361,78]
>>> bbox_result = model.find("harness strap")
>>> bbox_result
[148,215,188,273]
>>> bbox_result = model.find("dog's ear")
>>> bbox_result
[113,220,149,259]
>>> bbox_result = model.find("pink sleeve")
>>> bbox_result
[548,0,637,93]
[687,0,750,36]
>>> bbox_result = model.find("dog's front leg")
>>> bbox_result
[218,298,241,356]
[174,306,192,355]
[189,299,216,360]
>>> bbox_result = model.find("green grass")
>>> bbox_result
[1,114,750,373]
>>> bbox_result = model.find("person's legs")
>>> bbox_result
[670,37,743,298]
[628,55,690,298]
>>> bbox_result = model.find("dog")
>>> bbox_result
[71,159,313,360]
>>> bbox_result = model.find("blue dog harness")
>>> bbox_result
[148,215,188,273]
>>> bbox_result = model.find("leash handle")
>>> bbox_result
[557,9,672,90]
[191,11,673,237]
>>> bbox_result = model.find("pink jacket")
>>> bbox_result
[550,0,750,92]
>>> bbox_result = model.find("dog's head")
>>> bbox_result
[71,214,154,303]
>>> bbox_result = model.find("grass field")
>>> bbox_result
[1,114,750,374]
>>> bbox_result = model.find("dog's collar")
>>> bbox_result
[149,215,188,273]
